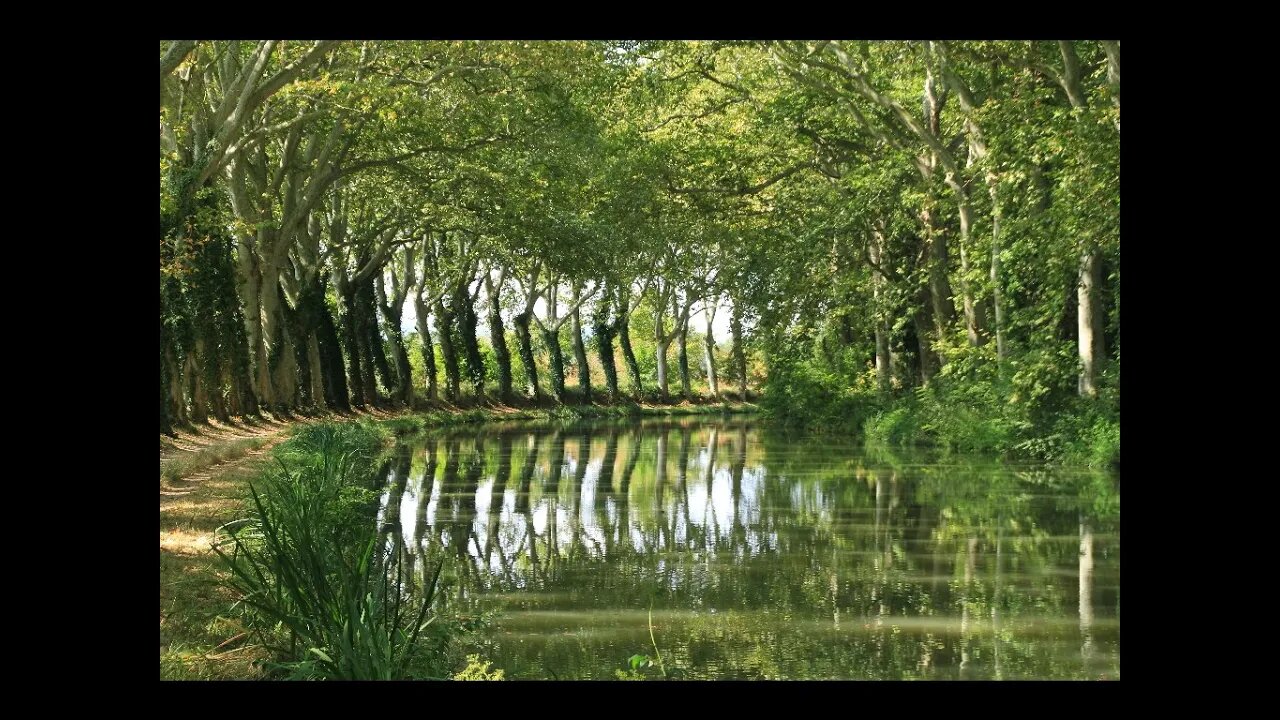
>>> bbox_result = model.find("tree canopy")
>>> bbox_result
[160,39,1119,464]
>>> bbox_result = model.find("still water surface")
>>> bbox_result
[374,416,1119,680]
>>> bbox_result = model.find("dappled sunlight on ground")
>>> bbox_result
[160,529,213,556]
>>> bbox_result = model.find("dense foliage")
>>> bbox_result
[160,40,1119,464]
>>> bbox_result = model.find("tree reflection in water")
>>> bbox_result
[376,417,1120,680]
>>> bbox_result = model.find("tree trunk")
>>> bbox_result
[357,316,379,407]
[387,319,413,407]
[454,286,485,400]
[571,305,591,403]
[593,296,618,402]
[874,321,892,396]
[729,301,747,401]
[269,306,298,412]
[295,279,342,410]
[210,350,231,423]
[413,297,438,402]
[489,299,513,404]
[237,243,277,410]
[433,299,461,403]
[260,262,291,412]
[655,336,670,402]
[869,232,892,396]
[160,285,174,433]
[307,333,325,408]
[283,300,312,409]
[677,315,692,400]
[617,312,643,400]
[198,335,230,422]
[703,305,718,398]
[358,280,392,402]
[315,295,349,411]
[166,345,188,427]
[376,277,412,406]
[513,311,539,400]
[225,305,259,416]
[1077,247,1104,398]
[955,195,985,347]
[542,327,566,402]
[990,180,1007,365]
[160,340,173,435]
[186,351,207,424]
[921,209,956,359]
[913,299,938,386]
[339,289,366,408]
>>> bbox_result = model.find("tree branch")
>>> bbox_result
[248,40,342,110]
[666,160,814,196]
[161,40,197,81]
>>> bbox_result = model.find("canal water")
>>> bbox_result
[374,416,1119,680]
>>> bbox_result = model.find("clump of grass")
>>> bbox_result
[452,655,505,680]
[863,404,922,447]
[213,424,466,680]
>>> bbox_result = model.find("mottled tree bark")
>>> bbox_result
[165,346,187,427]
[486,282,513,403]
[314,293,349,410]
[186,352,207,424]
[913,296,938,387]
[921,204,956,355]
[357,279,392,402]
[703,303,719,398]
[453,284,485,400]
[433,298,461,403]
[513,311,540,400]
[729,301,748,401]
[542,327,567,402]
[160,304,174,434]
[375,275,412,406]
[386,314,413,407]
[339,288,366,408]
[571,303,591,403]
[617,313,643,400]
[677,312,692,400]
[306,333,324,407]
[413,296,438,402]
[869,231,892,395]
[593,293,619,401]
[200,336,230,422]
[654,331,671,402]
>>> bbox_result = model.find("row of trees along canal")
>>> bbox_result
[160,41,1118,437]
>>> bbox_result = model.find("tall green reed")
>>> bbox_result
[213,424,451,679]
